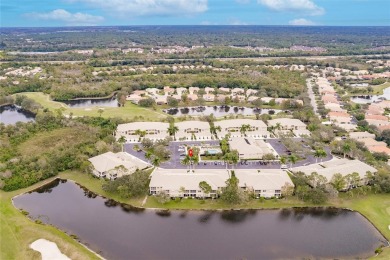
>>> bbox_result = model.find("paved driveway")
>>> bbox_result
[125,138,333,170]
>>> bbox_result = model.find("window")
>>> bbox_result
[150,187,156,190]
[263,190,267,192]
[190,190,196,193]
[275,190,281,193]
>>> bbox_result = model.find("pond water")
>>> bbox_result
[62,96,119,108]
[13,180,386,260]
[0,105,35,125]
[351,86,390,104]
[164,106,283,117]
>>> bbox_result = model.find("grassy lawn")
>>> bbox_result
[0,176,100,260]
[20,92,166,121]
[2,170,389,259]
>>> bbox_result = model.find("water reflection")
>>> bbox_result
[0,105,35,125]
[164,105,282,117]
[33,179,63,194]
[156,210,171,217]
[197,211,215,223]
[62,96,119,108]
[220,209,257,224]
[13,180,387,260]
[351,86,390,104]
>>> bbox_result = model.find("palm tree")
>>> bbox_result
[135,129,146,138]
[145,151,152,162]
[181,155,191,170]
[230,150,239,169]
[133,144,140,152]
[215,125,221,132]
[152,156,161,167]
[288,154,298,169]
[342,143,351,158]
[319,149,327,162]
[275,122,282,131]
[167,124,179,140]
[314,149,322,163]
[192,154,199,170]
[118,136,126,152]
[280,155,287,165]
[240,124,250,136]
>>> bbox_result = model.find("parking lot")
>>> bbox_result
[124,138,333,170]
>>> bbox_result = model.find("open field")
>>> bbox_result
[2,170,389,259]
[18,127,96,157]
[0,176,100,260]
[20,92,166,121]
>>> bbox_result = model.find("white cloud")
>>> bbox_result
[288,18,315,25]
[258,0,325,16]
[68,0,208,16]
[26,9,104,25]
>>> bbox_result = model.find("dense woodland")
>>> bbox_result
[0,112,122,191]
[0,61,307,101]
[1,26,389,56]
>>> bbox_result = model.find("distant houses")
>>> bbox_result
[116,122,169,142]
[116,118,310,143]
[214,119,269,139]
[175,121,212,141]
[267,118,310,137]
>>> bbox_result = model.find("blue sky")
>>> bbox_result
[1,0,389,27]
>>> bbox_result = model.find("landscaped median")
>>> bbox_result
[2,170,390,259]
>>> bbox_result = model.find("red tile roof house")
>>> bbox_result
[369,146,390,156]
[366,104,384,115]
[365,115,390,127]
[378,125,390,132]
[327,111,353,124]
[376,100,390,110]
[321,94,339,104]
[321,90,337,95]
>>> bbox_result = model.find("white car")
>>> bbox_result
[281,164,288,169]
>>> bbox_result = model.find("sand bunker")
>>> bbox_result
[30,239,71,260]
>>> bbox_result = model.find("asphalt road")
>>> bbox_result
[125,139,333,170]
[307,78,321,119]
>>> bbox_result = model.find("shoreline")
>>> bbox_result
[11,176,390,257]
[56,91,118,102]
[0,103,13,108]
[11,182,106,260]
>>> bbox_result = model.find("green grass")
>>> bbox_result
[0,176,100,260]
[19,92,166,121]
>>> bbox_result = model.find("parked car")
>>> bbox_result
[281,164,288,169]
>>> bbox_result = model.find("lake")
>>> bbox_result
[62,96,119,108]
[351,86,390,104]
[0,105,35,125]
[164,106,283,117]
[13,179,386,260]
